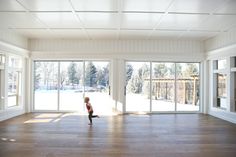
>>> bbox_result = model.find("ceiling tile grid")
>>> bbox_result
[0,0,235,40]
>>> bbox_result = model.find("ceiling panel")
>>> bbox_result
[158,14,208,30]
[168,0,227,13]
[119,30,151,39]
[87,30,117,39]
[18,0,72,11]
[51,29,87,39]
[0,12,44,28]
[78,13,118,29]
[34,12,82,28]
[0,0,25,11]
[123,0,172,12]
[71,0,117,11]
[121,13,162,29]
[191,15,236,31]
[214,0,236,14]
[0,0,232,40]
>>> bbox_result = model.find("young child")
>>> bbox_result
[84,97,99,125]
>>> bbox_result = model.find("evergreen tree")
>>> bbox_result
[97,65,109,87]
[126,63,133,85]
[68,62,79,88]
[153,63,168,78]
[85,62,97,87]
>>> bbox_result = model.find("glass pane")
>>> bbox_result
[217,74,227,97]
[216,73,227,109]
[126,62,150,112]
[59,62,84,111]
[8,56,22,68]
[84,61,111,115]
[176,63,200,111]
[0,54,6,65]
[217,59,226,69]
[8,71,19,107]
[34,62,58,110]
[152,63,175,111]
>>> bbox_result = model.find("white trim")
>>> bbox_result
[231,67,236,72]
[206,43,236,60]
[0,109,25,122]
[31,51,205,62]
[209,109,236,124]
[0,41,29,58]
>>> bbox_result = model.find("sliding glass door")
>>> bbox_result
[176,63,200,111]
[34,61,110,113]
[34,62,58,110]
[125,62,150,112]
[125,61,200,113]
[84,61,111,114]
[59,62,84,111]
[152,63,175,111]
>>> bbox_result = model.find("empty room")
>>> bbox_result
[0,0,236,157]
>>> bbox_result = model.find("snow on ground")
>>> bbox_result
[34,91,199,115]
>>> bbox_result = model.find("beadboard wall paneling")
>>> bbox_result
[30,39,205,61]
[0,29,28,50]
[205,28,236,52]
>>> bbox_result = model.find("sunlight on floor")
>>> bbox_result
[35,113,62,118]
[24,119,53,123]
[1,137,16,142]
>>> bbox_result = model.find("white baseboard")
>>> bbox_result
[0,109,25,122]
[209,109,236,124]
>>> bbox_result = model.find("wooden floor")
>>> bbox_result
[0,113,236,157]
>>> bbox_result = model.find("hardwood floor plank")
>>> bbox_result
[0,113,236,157]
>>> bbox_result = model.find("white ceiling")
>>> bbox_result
[0,0,236,40]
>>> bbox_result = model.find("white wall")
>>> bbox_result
[205,28,236,124]
[0,31,29,121]
[29,39,205,114]
[30,39,205,61]
[0,29,28,50]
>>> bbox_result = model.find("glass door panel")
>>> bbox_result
[152,63,175,111]
[59,62,84,111]
[176,63,200,111]
[84,61,111,115]
[126,62,150,112]
[34,62,58,110]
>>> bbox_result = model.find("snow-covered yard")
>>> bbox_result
[34,90,199,115]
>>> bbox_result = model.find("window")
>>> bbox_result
[176,63,200,111]
[217,59,226,70]
[7,56,22,107]
[216,73,227,109]
[125,61,200,113]
[34,61,111,113]
[213,59,227,110]
[230,56,236,112]
[217,74,227,98]
[0,53,6,66]
[125,62,150,112]
[152,62,175,111]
